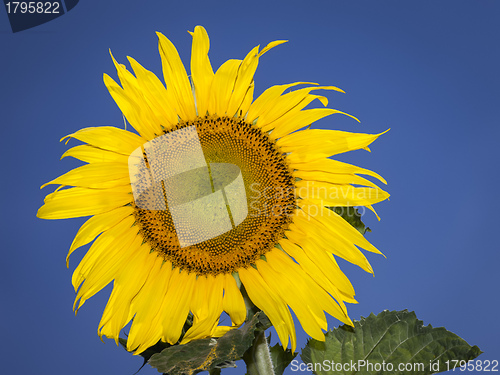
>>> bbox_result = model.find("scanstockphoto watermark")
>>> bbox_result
[249,181,385,203]
[247,198,368,219]
[290,359,499,373]
[248,181,375,218]
[290,359,424,373]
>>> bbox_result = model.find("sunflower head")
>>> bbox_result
[38,26,389,354]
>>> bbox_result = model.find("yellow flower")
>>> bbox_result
[37,26,389,354]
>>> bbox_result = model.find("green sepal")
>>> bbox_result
[148,311,271,375]
[329,206,371,234]
[119,337,171,373]
[301,310,482,375]
[269,341,297,375]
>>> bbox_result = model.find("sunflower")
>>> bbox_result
[37,26,389,354]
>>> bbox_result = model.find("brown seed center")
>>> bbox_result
[131,115,295,275]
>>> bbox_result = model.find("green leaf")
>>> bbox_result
[269,341,297,375]
[301,310,482,375]
[329,207,371,234]
[148,311,271,375]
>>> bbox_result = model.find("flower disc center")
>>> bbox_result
[130,115,295,275]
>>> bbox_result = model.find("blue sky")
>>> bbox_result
[1,1,499,374]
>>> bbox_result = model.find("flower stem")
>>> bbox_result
[236,272,275,375]
[243,331,275,375]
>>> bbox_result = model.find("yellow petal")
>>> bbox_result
[191,274,224,324]
[238,82,254,117]
[161,270,196,344]
[269,108,337,140]
[127,260,173,353]
[189,274,209,319]
[298,203,383,256]
[98,245,158,342]
[41,162,130,189]
[157,32,197,120]
[246,82,317,122]
[285,228,355,297]
[250,86,344,127]
[290,157,387,185]
[279,238,356,304]
[71,215,136,291]
[103,72,159,140]
[61,126,144,155]
[66,205,134,266]
[208,59,241,115]
[61,144,128,164]
[280,129,389,162]
[258,40,288,57]
[295,180,390,207]
[108,51,166,137]
[239,266,296,351]
[210,40,286,118]
[293,169,381,189]
[37,186,132,220]
[257,255,326,341]
[74,232,141,311]
[189,26,214,116]
[292,212,373,273]
[211,325,234,337]
[266,249,352,327]
[109,50,140,95]
[222,274,246,325]
[127,57,179,129]
[182,274,224,343]
[261,95,329,133]
[226,46,260,117]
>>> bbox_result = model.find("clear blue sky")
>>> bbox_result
[1,1,499,374]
